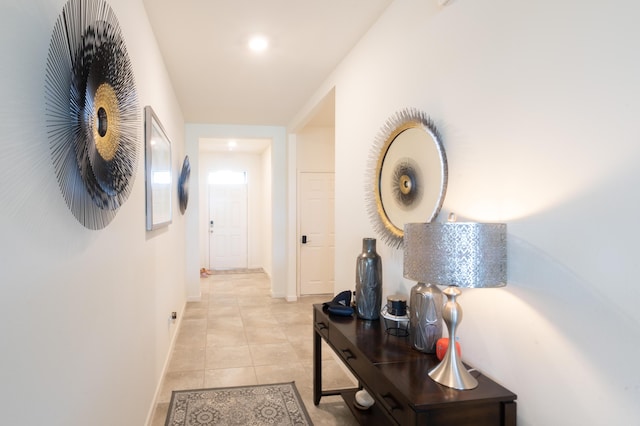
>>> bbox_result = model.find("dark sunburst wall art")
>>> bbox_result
[45,0,139,230]
[178,155,191,215]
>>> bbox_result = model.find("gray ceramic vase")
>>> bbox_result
[409,282,443,353]
[355,238,382,320]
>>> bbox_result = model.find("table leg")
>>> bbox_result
[313,329,322,405]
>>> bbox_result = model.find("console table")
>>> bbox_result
[313,304,517,425]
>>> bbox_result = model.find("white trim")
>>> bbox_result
[144,301,187,426]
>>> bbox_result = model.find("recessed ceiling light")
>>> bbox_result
[228,140,237,150]
[248,35,268,53]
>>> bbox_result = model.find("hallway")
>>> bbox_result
[150,271,359,425]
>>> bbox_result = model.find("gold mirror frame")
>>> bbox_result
[366,108,448,248]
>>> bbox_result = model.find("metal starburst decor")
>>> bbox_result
[365,108,448,249]
[45,0,139,229]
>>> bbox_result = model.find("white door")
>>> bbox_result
[209,183,248,270]
[299,172,335,295]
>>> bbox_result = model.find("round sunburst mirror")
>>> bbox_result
[366,108,448,248]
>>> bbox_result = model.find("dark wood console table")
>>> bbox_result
[313,304,517,425]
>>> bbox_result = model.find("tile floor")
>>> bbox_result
[149,271,359,425]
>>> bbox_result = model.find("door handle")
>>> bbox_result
[302,235,307,244]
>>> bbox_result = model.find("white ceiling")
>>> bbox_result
[142,0,393,127]
[199,137,271,154]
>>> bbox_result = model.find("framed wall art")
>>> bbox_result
[144,106,172,230]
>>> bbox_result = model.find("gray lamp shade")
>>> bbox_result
[403,222,507,288]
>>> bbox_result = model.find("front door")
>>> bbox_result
[209,183,248,270]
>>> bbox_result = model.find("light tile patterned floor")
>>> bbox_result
[149,271,359,425]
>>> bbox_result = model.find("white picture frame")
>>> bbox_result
[144,106,172,230]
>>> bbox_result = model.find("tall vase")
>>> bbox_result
[409,282,443,353]
[355,238,382,320]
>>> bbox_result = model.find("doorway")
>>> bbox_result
[293,88,336,297]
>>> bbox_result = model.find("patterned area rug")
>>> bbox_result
[165,382,313,426]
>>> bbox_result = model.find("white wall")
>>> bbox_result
[197,151,265,270]
[0,1,186,425]
[295,0,640,424]
[296,126,335,172]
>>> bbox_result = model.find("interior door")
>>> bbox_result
[299,172,335,295]
[209,183,248,270]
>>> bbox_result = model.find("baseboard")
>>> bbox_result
[144,300,186,426]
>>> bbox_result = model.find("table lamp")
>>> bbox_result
[403,214,506,390]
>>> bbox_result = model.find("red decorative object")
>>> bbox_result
[436,338,461,361]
